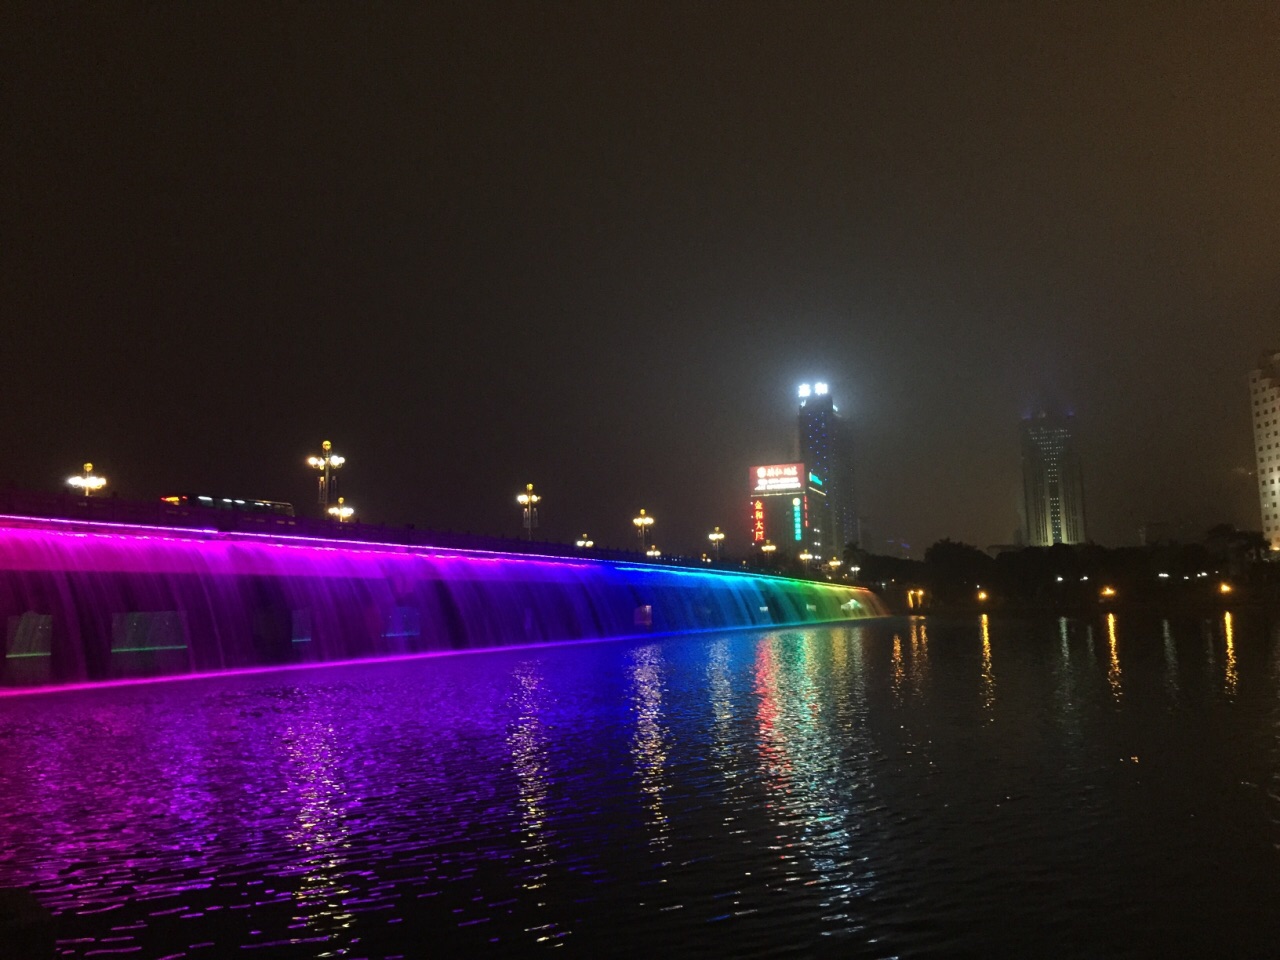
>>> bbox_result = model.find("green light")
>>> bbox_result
[4,651,51,659]
[111,645,188,654]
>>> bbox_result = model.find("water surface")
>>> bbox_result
[2,612,1279,957]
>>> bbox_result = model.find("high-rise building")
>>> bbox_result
[1250,352,1280,548]
[747,462,828,554]
[1020,409,1087,546]
[796,383,857,553]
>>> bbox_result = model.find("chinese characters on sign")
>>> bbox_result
[750,463,804,494]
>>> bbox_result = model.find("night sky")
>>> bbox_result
[5,3,1279,556]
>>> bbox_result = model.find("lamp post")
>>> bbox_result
[327,497,354,523]
[575,534,594,548]
[633,509,654,551]
[645,545,662,559]
[708,526,725,560]
[67,462,106,496]
[306,441,345,517]
[516,483,541,540]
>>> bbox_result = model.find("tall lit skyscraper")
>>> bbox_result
[1020,409,1087,546]
[796,382,857,552]
[1250,352,1280,549]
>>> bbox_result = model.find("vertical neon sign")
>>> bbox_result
[792,497,802,541]
[752,500,766,542]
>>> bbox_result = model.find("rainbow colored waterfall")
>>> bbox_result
[0,516,884,689]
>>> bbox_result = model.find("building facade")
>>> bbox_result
[1020,410,1087,546]
[796,383,857,554]
[748,462,829,555]
[1250,352,1280,549]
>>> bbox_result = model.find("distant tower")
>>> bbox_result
[796,382,857,552]
[1020,409,1087,546]
[1250,352,1280,549]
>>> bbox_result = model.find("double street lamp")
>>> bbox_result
[707,526,725,560]
[307,441,345,517]
[516,483,540,540]
[328,497,354,523]
[67,462,106,496]
[633,509,654,551]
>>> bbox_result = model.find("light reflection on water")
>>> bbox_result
[979,613,995,712]
[1107,612,1123,703]
[1223,611,1238,697]
[2,614,1280,957]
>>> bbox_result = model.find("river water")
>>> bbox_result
[1,612,1279,958]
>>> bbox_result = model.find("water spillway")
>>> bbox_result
[0,516,885,690]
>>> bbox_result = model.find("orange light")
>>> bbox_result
[1100,586,1117,598]
[977,590,988,602]
[1219,582,1233,594]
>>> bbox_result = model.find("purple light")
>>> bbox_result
[0,514,885,691]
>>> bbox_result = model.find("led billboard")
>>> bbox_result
[750,463,804,494]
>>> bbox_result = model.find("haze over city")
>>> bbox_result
[6,3,1279,555]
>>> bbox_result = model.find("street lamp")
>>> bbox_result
[67,462,106,496]
[708,526,725,559]
[516,483,541,541]
[633,509,654,550]
[327,497,354,522]
[307,441,345,516]
[760,541,777,556]
[575,534,594,548]
[645,545,662,558]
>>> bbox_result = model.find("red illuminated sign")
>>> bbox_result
[751,499,766,542]
[750,463,804,494]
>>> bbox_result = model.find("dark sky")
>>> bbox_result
[4,2,1279,556]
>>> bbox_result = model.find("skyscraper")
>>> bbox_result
[796,382,857,553]
[1250,352,1280,549]
[1020,409,1087,546]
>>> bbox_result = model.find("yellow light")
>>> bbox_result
[1219,582,1233,594]
[761,542,777,553]
[67,464,107,494]
[977,590,988,602]
[1100,586,1117,598]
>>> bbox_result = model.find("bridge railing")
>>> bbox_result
[0,488,741,570]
